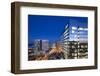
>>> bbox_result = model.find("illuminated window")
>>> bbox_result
[72,26,77,30]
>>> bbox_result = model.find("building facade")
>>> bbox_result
[42,40,49,52]
[33,39,49,55]
[60,24,88,59]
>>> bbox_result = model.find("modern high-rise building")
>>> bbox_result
[33,39,42,54]
[33,39,49,55]
[42,40,49,52]
[60,23,88,59]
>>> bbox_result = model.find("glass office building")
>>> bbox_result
[60,24,88,59]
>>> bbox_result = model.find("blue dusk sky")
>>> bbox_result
[28,15,88,44]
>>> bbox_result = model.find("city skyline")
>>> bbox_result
[28,15,88,47]
[28,15,88,60]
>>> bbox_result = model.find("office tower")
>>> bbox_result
[42,40,49,52]
[60,23,88,59]
[33,39,42,52]
[60,24,69,59]
[33,39,49,55]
